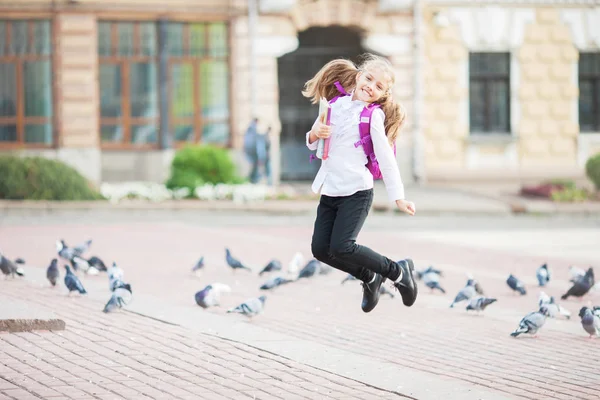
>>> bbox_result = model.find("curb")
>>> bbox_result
[0,318,66,333]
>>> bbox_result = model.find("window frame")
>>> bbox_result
[98,21,160,150]
[166,21,232,149]
[578,52,600,133]
[0,18,56,149]
[468,52,511,135]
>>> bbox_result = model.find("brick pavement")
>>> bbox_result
[0,279,402,400]
[2,214,600,399]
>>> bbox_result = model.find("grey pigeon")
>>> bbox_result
[562,268,594,300]
[510,306,549,338]
[103,294,125,313]
[225,248,252,272]
[421,271,445,293]
[450,279,477,308]
[108,262,124,291]
[416,266,443,278]
[341,274,358,284]
[579,307,600,338]
[536,263,550,287]
[14,258,25,264]
[569,265,586,283]
[507,274,527,295]
[192,256,205,272]
[297,259,321,279]
[260,276,293,290]
[379,285,395,299]
[46,259,59,287]
[538,293,571,320]
[88,256,107,272]
[64,265,87,295]
[466,296,497,312]
[195,283,231,308]
[56,240,76,261]
[103,283,132,312]
[259,259,282,276]
[71,255,100,275]
[227,296,266,318]
[0,251,24,278]
[318,263,333,275]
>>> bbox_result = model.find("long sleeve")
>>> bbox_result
[305,116,319,151]
[370,109,405,202]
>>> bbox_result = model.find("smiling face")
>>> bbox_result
[353,67,391,103]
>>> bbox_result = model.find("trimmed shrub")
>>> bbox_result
[0,155,102,200]
[165,145,240,193]
[586,152,600,190]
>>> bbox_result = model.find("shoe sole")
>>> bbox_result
[400,259,418,307]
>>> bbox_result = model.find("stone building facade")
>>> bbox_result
[0,0,599,186]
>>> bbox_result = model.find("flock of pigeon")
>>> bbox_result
[413,263,599,338]
[1,240,132,313]
[2,242,599,338]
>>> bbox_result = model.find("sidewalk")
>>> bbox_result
[0,278,405,400]
[1,182,599,216]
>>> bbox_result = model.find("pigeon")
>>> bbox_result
[73,239,92,255]
[561,267,594,300]
[450,279,477,308]
[288,252,304,275]
[225,248,252,272]
[108,262,125,291]
[194,283,231,309]
[46,258,59,287]
[297,259,321,279]
[536,263,550,287]
[14,258,25,264]
[56,240,76,261]
[258,259,282,276]
[318,263,333,275]
[227,296,266,318]
[379,285,395,299]
[0,251,25,278]
[465,273,484,295]
[507,274,527,295]
[510,306,550,338]
[88,256,107,272]
[341,274,358,284]
[569,266,586,283]
[64,265,87,295]
[260,276,293,291]
[71,255,100,275]
[421,271,445,293]
[466,296,497,312]
[578,307,600,338]
[416,266,443,278]
[538,292,571,320]
[103,294,125,313]
[192,256,205,272]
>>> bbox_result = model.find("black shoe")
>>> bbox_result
[361,273,386,313]
[393,259,418,307]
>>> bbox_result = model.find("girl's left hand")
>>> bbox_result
[395,199,416,216]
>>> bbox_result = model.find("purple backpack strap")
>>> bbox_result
[353,104,395,180]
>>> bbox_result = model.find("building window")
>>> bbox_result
[469,52,510,134]
[0,20,53,146]
[98,21,159,147]
[167,22,230,146]
[579,52,600,132]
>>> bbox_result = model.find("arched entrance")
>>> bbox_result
[277,26,367,181]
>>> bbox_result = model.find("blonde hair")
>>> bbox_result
[302,53,406,144]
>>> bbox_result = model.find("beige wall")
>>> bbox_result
[422,6,592,182]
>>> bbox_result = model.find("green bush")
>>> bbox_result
[586,152,600,190]
[165,145,239,192]
[550,187,589,202]
[0,155,103,201]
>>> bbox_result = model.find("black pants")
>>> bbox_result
[311,189,400,282]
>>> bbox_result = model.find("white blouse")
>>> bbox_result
[305,94,405,203]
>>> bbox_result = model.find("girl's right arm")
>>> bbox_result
[305,116,330,149]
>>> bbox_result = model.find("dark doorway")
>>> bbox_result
[277,26,367,181]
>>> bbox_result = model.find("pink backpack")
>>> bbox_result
[310,81,396,180]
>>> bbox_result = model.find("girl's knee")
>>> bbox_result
[311,241,329,262]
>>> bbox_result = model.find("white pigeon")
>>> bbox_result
[287,252,304,276]
[108,262,124,291]
[539,292,571,320]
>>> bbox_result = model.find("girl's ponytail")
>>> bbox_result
[302,59,358,104]
[378,96,406,145]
